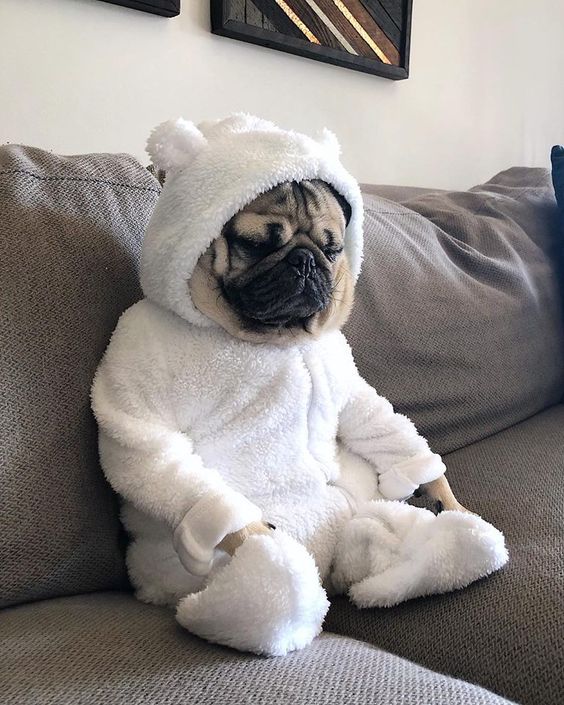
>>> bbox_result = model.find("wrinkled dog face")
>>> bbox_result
[190,180,355,344]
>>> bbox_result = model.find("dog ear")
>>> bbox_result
[146,118,208,173]
[326,183,352,226]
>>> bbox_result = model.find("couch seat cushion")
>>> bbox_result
[0,592,515,705]
[325,404,564,705]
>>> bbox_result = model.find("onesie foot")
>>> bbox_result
[332,501,508,608]
[176,531,329,656]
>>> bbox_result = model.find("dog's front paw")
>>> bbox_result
[217,520,274,556]
[433,498,475,515]
[418,476,475,515]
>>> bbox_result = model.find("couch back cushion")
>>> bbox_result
[0,146,159,607]
[347,168,564,455]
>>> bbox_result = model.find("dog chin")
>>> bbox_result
[241,310,322,331]
[225,293,330,331]
[223,276,332,329]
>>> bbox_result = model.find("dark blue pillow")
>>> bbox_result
[550,146,564,308]
[551,145,564,212]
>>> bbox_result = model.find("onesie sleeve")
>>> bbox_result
[91,312,262,575]
[338,375,446,501]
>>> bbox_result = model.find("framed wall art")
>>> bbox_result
[211,0,412,79]
[99,0,180,17]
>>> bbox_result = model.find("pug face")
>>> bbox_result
[190,180,355,344]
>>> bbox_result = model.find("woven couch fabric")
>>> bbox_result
[326,404,564,705]
[0,592,516,705]
[347,168,564,455]
[0,146,160,607]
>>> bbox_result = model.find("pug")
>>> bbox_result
[92,117,509,657]
[189,178,468,554]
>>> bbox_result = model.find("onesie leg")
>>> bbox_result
[127,536,207,607]
[331,501,508,608]
[176,530,329,656]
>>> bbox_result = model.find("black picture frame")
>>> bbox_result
[99,0,180,17]
[211,0,412,80]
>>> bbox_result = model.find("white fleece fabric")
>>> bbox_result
[91,114,508,657]
[177,531,329,656]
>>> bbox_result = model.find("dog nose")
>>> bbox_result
[287,248,315,276]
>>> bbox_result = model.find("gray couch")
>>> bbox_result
[1,145,562,705]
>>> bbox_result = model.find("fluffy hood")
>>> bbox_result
[141,114,364,326]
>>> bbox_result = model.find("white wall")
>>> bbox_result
[1,0,563,188]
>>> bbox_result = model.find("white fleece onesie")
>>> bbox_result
[92,115,507,657]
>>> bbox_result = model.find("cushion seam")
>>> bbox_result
[366,210,421,216]
[0,168,161,194]
[367,186,550,218]
[443,401,563,458]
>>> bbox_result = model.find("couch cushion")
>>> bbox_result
[326,404,564,705]
[348,168,564,455]
[0,146,160,607]
[0,592,516,705]
[360,182,445,202]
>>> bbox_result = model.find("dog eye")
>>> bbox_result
[234,238,261,255]
[324,246,344,262]
[226,232,269,258]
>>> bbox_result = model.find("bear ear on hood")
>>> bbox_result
[318,128,342,158]
[146,118,208,173]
